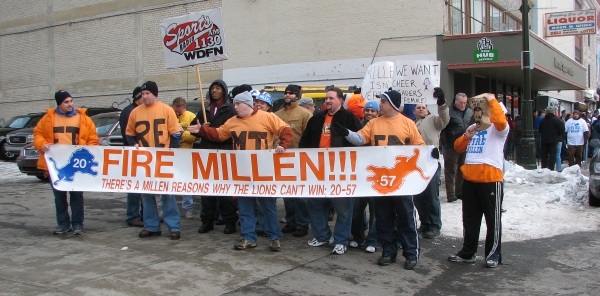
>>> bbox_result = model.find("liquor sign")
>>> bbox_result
[546,9,597,37]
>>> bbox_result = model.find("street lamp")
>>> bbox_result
[518,0,537,169]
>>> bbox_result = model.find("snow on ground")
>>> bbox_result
[440,161,600,242]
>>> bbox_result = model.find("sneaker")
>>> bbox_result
[185,210,194,220]
[127,220,144,227]
[269,239,281,252]
[281,224,297,233]
[73,226,84,236]
[308,237,333,247]
[423,229,440,239]
[485,259,498,268]
[404,258,417,270]
[53,226,72,234]
[447,195,458,203]
[331,244,347,255]
[365,246,376,253]
[234,239,257,250]
[169,231,180,240]
[448,254,476,263]
[224,221,236,234]
[349,241,359,248]
[198,221,214,233]
[378,256,396,266]
[139,229,162,238]
[293,228,308,237]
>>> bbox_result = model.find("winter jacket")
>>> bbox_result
[178,110,198,149]
[190,80,237,150]
[274,101,313,148]
[33,108,99,171]
[591,119,600,140]
[442,104,473,148]
[119,102,138,146]
[299,108,361,148]
[538,113,564,144]
[415,103,450,147]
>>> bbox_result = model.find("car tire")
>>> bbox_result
[589,189,600,207]
[0,140,17,161]
[36,175,49,182]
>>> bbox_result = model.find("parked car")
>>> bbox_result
[101,128,125,146]
[0,112,45,160]
[15,108,120,180]
[588,139,600,207]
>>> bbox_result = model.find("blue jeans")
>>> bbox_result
[238,197,282,242]
[351,197,379,248]
[141,194,180,232]
[307,197,354,245]
[283,197,310,230]
[374,195,419,260]
[52,184,83,229]
[181,195,193,211]
[256,200,265,232]
[556,142,563,171]
[413,166,442,231]
[126,193,142,223]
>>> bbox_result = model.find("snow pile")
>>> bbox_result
[503,161,588,206]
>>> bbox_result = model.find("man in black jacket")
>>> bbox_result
[441,93,473,202]
[538,106,564,171]
[120,86,144,227]
[299,87,361,255]
[189,79,239,235]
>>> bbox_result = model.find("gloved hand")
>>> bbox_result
[330,122,349,137]
[433,87,445,106]
[431,147,440,159]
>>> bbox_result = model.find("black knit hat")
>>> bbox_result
[377,90,402,112]
[231,84,253,98]
[132,86,142,101]
[285,84,301,97]
[55,90,72,105]
[141,81,158,97]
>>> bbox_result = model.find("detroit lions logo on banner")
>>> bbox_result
[47,148,99,185]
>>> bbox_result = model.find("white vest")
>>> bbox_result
[464,123,509,171]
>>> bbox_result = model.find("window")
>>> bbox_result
[471,0,487,33]
[490,5,503,31]
[575,35,582,63]
[450,0,467,35]
[448,0,521,35]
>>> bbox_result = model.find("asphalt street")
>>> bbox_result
[0,160,598,295]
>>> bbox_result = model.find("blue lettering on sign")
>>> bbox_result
[467,130,488,154]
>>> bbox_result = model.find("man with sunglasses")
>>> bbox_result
[275,84,313,238]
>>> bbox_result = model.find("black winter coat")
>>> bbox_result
[538,113,564,144]
[442,104,473,148]
[190,80,237,150]
[119,102,138,146]
[299,108,361,148]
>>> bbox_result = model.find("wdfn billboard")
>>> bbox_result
[545,9,597,37]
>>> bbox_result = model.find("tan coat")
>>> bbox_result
[274,101,312,148]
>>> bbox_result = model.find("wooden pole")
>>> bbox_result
[195,64,207,122]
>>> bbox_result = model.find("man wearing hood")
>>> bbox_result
[275,84,313,237]
[189,79,239,235]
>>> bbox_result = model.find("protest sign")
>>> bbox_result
[469,94,492,131]
[361,60,440,105]
[44,145,438,198]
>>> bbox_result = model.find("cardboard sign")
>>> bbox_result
[44,145,439,197]
[546,9,597,37]
[160,8,228,69]
[360,60,440,105]
[469,94,492,131]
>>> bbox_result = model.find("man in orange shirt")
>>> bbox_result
[189,91,293,252]
[338,89,428,270]
[125,81,183,240]
[447,93,508,268]
[33,90,99,235]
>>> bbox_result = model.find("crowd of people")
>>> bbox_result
[34,80,511,270]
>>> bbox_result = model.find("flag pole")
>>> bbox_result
[195,64,207,122]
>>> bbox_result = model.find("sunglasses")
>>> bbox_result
[284,91,296,95]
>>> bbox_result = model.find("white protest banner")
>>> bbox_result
[44,145,438,198]
[361,61,395,102]
[545,10,597,37]
[160,8,228,69]
[394,60,440,105]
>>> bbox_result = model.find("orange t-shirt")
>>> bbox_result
[319,114,333,148]
[126,101,181,147]
[54,113,81,145]
[358,115,425,146]
[211,111,290,150]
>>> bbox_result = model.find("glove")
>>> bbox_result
[431,147,440,159]
[433,87,445,106]
[330,122,349,137]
